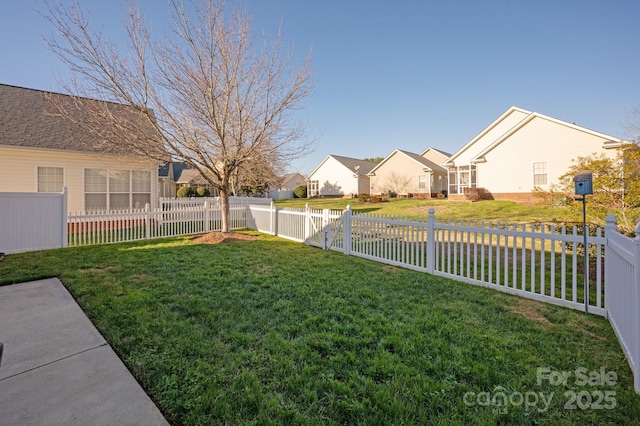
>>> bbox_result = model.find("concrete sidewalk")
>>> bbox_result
[0,278,169,426]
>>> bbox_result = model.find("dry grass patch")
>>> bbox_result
[506,298,553,328]
[191,231,258,244]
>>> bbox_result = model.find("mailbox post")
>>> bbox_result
[573,171,593,314]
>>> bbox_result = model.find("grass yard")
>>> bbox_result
[1,231,639,424]
[275,198,573,224]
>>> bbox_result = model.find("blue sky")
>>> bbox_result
[1,1,639,175]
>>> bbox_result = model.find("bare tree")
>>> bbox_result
[380,172,412,195]
[42,0,314,232]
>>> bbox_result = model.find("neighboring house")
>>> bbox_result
[306,155,378,197]
[443,106,626,202]
[369,148,450,197]
[0,83,162,213]
[158,162,219,197]
[278,173,306,191]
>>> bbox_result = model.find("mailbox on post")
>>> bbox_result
[572,170,593,314]
[573,171,593,195]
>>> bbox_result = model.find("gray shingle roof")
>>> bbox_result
[397,150,447,173]
[330,155,378,176]
[0,83,162,157]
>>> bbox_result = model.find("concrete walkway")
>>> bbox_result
[0,278,169,426]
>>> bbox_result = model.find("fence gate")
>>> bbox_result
[305,208,346,251]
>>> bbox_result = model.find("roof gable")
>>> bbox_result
[471,111,627,162]
[420,147,452,159]
[444,106,531,166]
[307,154,378,178]
[369,149,447,175]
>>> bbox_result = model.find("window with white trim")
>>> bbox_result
[533,162,548,186]
[418,175,427,190]
[308,180,318,197]
[84,169,152,212]
[37,167,64,192]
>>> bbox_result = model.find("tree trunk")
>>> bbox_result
[219,187,231,233]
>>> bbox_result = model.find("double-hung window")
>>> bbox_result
[418,175,427,190]
[533,162,548,186]
[84,169,152,212]
[37,167,64,192]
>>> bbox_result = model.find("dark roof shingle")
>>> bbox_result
[0,83,162,157]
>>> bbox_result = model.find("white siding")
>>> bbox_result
[452,109,530,165]
[421,149,449,165]
[0,146,158,213]
[307,157,361,196]
[478,116,619,193]
[370,153,428,195]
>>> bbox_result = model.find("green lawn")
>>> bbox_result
[275,198,571,223]
[1,232,638,424]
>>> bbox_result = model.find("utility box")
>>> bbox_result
[573,171,593,195]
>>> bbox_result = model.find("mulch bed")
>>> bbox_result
[191,232,258,245]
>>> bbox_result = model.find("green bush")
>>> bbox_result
[359,193,370,203]
[177,186,193,197]
[369,195,381,203]
[294,185,307,198]
[196,187,210,197]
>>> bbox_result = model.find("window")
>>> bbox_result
[449,165,477,195]
[85,169,108,211]
[132,170,152,209]
[84,169,152,212]
[37,167,64,192]
[533,162,548,186]
[308,180,318,197]
[418,175,427,190]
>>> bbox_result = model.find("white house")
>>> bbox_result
[306,155,378,197]
[368,148,449,197]
[0,83,163,213]
[443,106,627,202]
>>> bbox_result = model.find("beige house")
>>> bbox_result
[278,173,306,191]
[368,148,450,197]
[306,155,378,197]
[444,106,627,202]
[0,83,162,213]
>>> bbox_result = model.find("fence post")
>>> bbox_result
[634,219,640,392]
[427,208,435,273]
[343,205,352,255]
[204,201,210,233]
[270,201,277,236]
[603,214,617,317]
[145,203,151,240]
[304,203,311,243]
[61,187,68,248]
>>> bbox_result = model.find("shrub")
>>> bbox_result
[294,185,307,198]
[177,186,193,197]
[359,193,370,203]
[464,187,493,202]
[196,187,210,197]
[369,195,381,203]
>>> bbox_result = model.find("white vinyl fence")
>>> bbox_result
[68,202,248,246]
[604,216,640,392]
[0,190,68,254]
[159,196,271,210]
